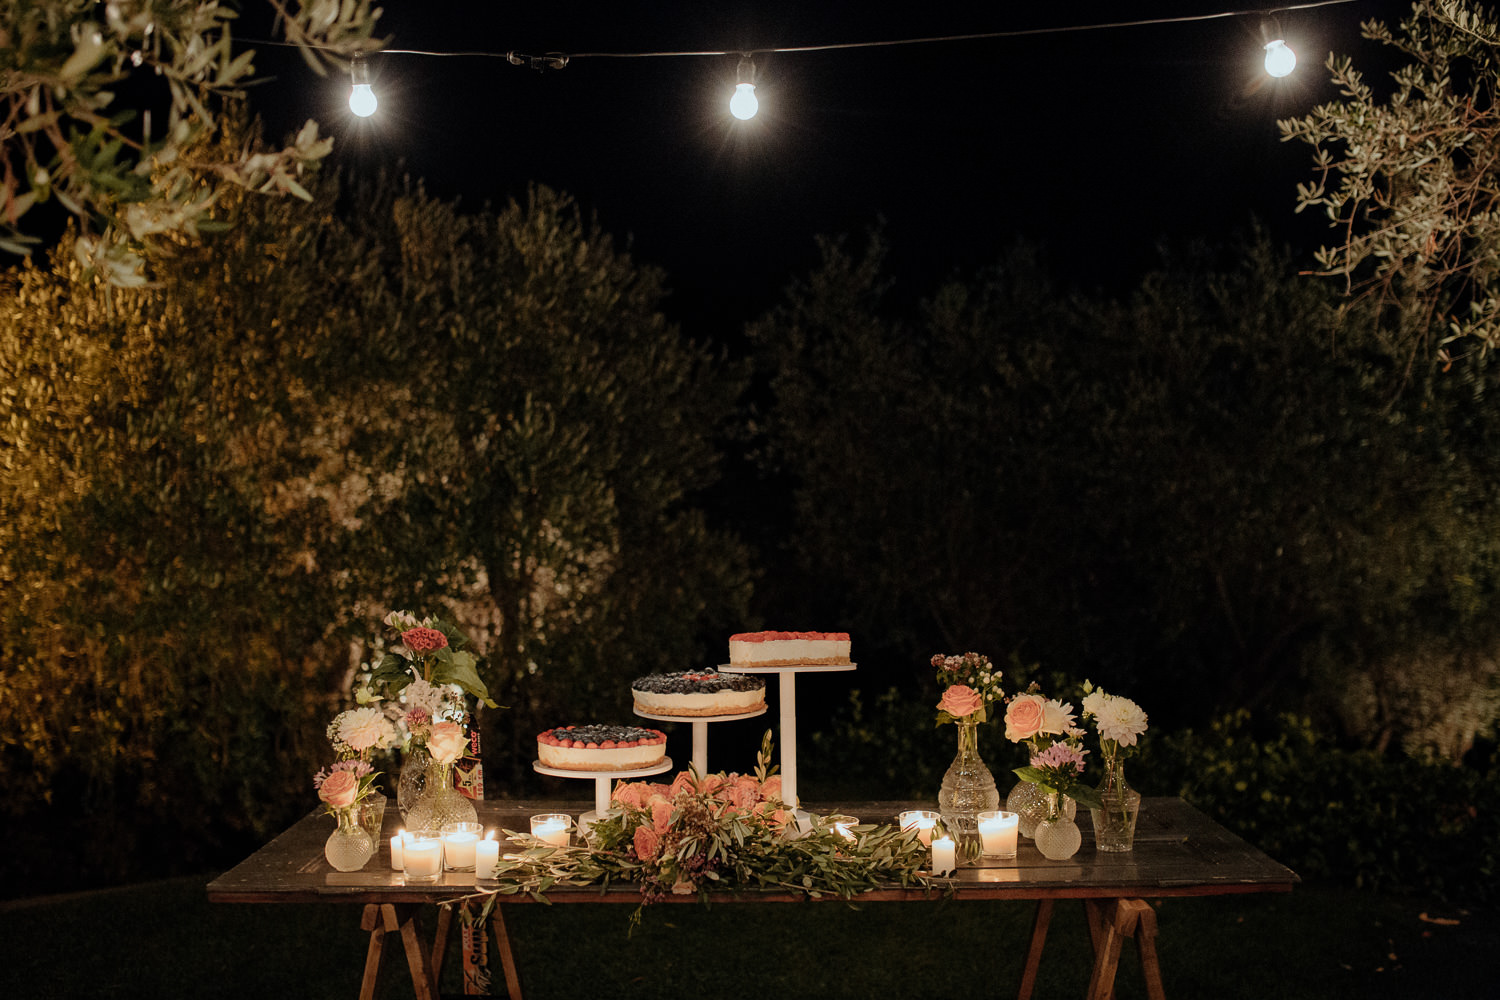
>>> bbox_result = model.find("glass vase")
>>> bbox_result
[397,745,432,823]
[1034,790,1082,861]
[404,759,477,832]
[324,807,374,872]
[938,718,1000,861]
[1008,780,1075,839]
[1088,750,1141,853]
[358,790,387,846]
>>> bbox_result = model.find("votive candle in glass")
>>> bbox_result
[390,829,406,871]
[899,809,940,847]
[832,816,858,842]
[530,813,573,848]
[977,810,1019,859]
[475,832,500,880]
[931,835,957,876]
[403,833,443,883]
[442,822,482,871]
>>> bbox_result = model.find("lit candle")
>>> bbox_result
[977,810,1020,859]
[475,833,500,880]
[531,813,572,848]
[899,810,940,847]
[403,835,443,882]
[390,829,405,871]
[931,835,957,876]
[833,816,858,842]
[442,824,481,872]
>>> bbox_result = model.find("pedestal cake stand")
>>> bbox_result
[716,662,856,811]
[532,758,674,836]
[633,706,768,776]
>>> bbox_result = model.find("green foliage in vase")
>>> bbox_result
[0,154,751,893]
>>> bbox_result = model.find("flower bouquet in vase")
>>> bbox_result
[1004,689,1102,857]
[314,761,384,871]
[357,610,498,822]
[931,652,1006,861]
[1002,689,1084,838]
[1081,683,1148,852]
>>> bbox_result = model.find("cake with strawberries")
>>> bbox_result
[728,631,852,667]
[537,725,668,771]
[632,670,766,717]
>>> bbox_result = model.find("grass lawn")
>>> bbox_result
[1,876,1489,998]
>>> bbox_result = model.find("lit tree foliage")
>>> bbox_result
[1279,0,1500,359]
[0,0,384,283]
[0,164,749,889]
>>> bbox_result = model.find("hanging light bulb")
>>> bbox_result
[730,55,758,121]
[349,55,377,117]
[1263,39,1295,78]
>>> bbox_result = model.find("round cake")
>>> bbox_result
[537,725,668,772]
[632,670,766,717]
[728,630,852,667]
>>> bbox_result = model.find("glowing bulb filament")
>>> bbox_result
[1264,39,1295,78]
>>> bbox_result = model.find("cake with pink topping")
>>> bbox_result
[537,725,667,771]
[728,631,852,667]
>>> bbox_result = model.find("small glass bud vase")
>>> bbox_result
[1033,790,1082,861]
[938,718,1000,861]
[1008,781,1075,839]
[404,759,477,832]
[325,807,375,872]
[1088,751,1141,853]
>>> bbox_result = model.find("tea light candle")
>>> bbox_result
[931,834,957,876]
[390,830,405,871]
[442,823,482,871]
[832,816,858,842]
[977,810,1019,859]
[899,810,940,847]
[531,813,572,848]
[475,833,500,880]
[403,835,443,882]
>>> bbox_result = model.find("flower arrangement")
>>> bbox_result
[1004,687,1102,810]
[314,760,382,815]
[1080,682,1149,760]
[353,610,498,752]
[478,733,935,927]
[931,652,1005,725]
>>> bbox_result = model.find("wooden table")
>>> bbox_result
[207,797,1297,999]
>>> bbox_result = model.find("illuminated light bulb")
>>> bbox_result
[730,55,758,120]
[1263,39,1295,78]
[349,55,377,117]
[730,82,758,120]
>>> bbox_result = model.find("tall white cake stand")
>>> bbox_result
[532,758,673,818]
[633,706,767,776]
[717,662,856,809]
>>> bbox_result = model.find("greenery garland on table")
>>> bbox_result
[463,733,940,929]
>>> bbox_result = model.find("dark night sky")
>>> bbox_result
[250,1,1405,337]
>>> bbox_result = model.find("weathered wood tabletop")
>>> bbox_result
[207,796,1298,905]
[207,797,1296,1000]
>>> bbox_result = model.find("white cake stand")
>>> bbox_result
[717,662,856,809]
[532,758,674,817]
[633,706,768,776]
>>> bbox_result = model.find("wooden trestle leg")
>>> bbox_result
[356,903,440,1000]
[491,904,524,1000]
[1017,899,1055,1000]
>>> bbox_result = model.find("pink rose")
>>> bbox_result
[318,769,359,809]
[1005,694,1047,742]
[698,773,727,795]
[669,771,696,799]
[612,782,648,810]
[401,626,449,656]
[938,684,984,719]
[651,799,674,834]
[633,825,661,862]
[427,721,467,763]
[759,776,782,803]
